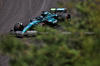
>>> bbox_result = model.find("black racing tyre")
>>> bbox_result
[67,14,71,21]
[14,23,24,31]
[29,19,33,22]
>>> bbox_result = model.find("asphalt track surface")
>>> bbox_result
[0,0,57,66]
[0,0,57,34]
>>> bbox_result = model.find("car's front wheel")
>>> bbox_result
[14,22,24,31]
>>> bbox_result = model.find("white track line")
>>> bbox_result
[35,0,46,17]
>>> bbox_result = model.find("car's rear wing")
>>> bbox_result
[50,8,67,13]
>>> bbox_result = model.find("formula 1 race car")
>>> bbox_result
[10,8,71,37]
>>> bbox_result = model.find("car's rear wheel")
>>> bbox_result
[14,22,24,31]
[66,14,71,21]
